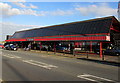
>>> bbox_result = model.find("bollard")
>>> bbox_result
[102,54,104,60]
[86,51,89,58]
[73,50,75,57]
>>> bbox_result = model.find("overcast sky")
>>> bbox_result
[0,0,119,41]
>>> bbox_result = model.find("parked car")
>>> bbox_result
[55,46,69,52]
[40,45,52,51]
[4,44,18,51]
[104,47,120,56]
[0,44,4,49]
[94,47,120,56]
[41,45,49,51]
[94,48,106,54]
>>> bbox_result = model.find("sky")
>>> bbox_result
[0,0,120,41]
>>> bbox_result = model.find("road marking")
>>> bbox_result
[3,55,15,58]
[3,55,21,59]
[3,54,58,70]
[22,60,58,70]
[77,74,114,82]
[13,56,21,58]
[30,60,58,68]
[78,75,96,82]
[22,60,51,69]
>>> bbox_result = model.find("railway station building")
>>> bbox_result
[5,16,120,58]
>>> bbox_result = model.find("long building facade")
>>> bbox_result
[5,16,120,58]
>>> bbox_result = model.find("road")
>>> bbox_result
[1,49,119,82]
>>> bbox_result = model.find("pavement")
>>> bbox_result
[19,48,120,65]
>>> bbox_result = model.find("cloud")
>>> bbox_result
[1,2,116,18]
[29,4,38,9]
[50,9,74,16]
[8,0,38,9]
[13,2,27,8]
[1,22,42,41]
[8,0,26,2]
[75,3,117,17]
[21,9,38,16]
[13,2,38,9]
[0,2,73,17]
[0,2,42,17]
[0,3,21,17]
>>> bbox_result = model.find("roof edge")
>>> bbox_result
[15,16,115,33]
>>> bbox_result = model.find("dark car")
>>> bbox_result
[94,48,106,54]
[94,47,120,56]
[104,47,120,56]
[55,46,69,52]
[4,44,18,51]
[41,45,53,51]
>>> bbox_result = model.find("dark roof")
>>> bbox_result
[11,16,116,39]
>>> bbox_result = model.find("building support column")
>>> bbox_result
[54,42,56,54]
[90,41,92,52]
[39,42,42,52]
[21,42,24,48]
[73,42,75,56]
[80,42,82,48]
[100,42,103,59]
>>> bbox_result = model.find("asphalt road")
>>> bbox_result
[1,49,119,82]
